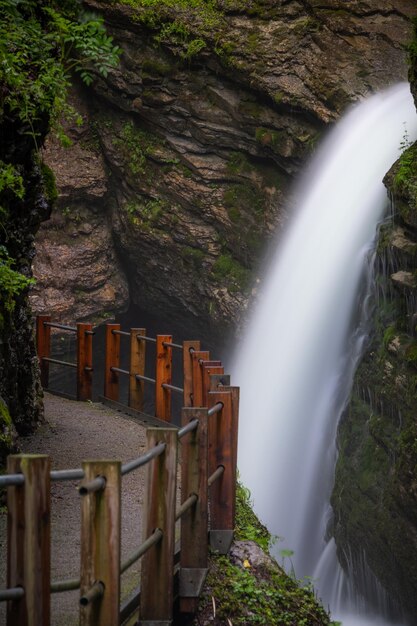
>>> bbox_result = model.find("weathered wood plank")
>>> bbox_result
[179,407,209,614]
[207,390,235,551]
[36,315,51,389]
[155,335,172,421]
[104,324,120,401]
[80,460,121,626]
[191,351,209,407]
[140,427,178,622]
[182,340,200,407]
[7,454,51,626]
[201,363,223,407]
[129,328,146,411]
[77,323,93,401]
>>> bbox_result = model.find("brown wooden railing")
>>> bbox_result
[0,316,240,625]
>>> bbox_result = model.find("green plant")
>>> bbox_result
[0,0,121,146]
[113,122,158,176]
[211,253,251,293]
[0,246,35,313]
[0,162,25,201]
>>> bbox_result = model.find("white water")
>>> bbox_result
[232,83,417,625]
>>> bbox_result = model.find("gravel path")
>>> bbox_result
[0,392,149,625]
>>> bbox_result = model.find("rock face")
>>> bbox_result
[32,0,415,346]
[331,40,417,622]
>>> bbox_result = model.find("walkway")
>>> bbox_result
[0,392,149,625]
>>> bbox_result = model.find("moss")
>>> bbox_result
[226,152,251,175]
[195,482,333,625]
[113,121,158,176]
[182,245,205,268]
[211,253,251,293]
[40,162,58,206]
[142,57,173,76]
[255,126,285,151]
[0,397,14,463]
[393,143,417,197]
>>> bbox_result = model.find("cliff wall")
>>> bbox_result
[331,19,417,623]
[31,0,415,345]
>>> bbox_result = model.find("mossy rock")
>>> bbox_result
[0,396,15,466]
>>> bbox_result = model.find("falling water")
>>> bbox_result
[231,83,417,625]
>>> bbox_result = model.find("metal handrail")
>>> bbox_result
[177,419,199,439]
[43,322,77,332]
[161,383,184,394]
[121,442,166,476]
[120,528,163,574]
[135,373,156,385]
[208,402,223,416]
[175,493,198,521]
[42,357,77,369]
[208,465,224,486]
[110,366,129,376]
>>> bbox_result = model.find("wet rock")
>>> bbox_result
[34,0,415,342]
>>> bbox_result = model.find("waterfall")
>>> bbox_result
[231,83,417,625]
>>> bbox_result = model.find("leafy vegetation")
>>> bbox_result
[0,0,121,144]
[0,246,35,313]
[196,481,336,625]
[0,0,121,311]
[211,253,251,293]
[113,121,157,176]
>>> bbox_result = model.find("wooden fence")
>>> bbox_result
[0,316,240,625]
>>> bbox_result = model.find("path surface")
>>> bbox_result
[0,392,149,625]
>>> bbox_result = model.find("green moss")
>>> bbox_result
[0,398,13,463]
[142,57,173,76]
[40,162,58,205]
[235,482,271,552]
[182,245,205,268]
[113,121,158,176]
[211,253,251,293]
[392,143,417,211]
[226,152,251,175]
[255,126,285,151]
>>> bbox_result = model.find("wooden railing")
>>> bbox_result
[0,316,240,625]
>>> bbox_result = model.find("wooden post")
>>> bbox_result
[129,328,146,411]
[80,460,121,626]
[221,385,240,523]
[179,407,209,614]
[201,362,223,407]
[77,323,93,401]
[207,390,236,554]
[155,335,172,421]
[7,454,51,626]
[36,315,51,389]
[140,427,178,624]
[104,324,120,401]
[182,340,200,407]
[191,351,209,407]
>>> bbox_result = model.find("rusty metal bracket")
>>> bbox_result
[179,568,208,598]
[209,530,233,554]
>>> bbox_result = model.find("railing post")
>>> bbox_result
[104,324,120,401]
[129,328,146,411]
[36,315,51,389]
[140,427,178,625]
[179,408,209,614]
[7,454,51,626]
[207,389,238,554]
[191,350,209,407]
[155,335,172,421]
[79,460,121,626]
[77,323,93,401]
[182,340,200,407]
[201,361,223,407]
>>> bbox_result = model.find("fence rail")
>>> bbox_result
[1,316,240,625]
